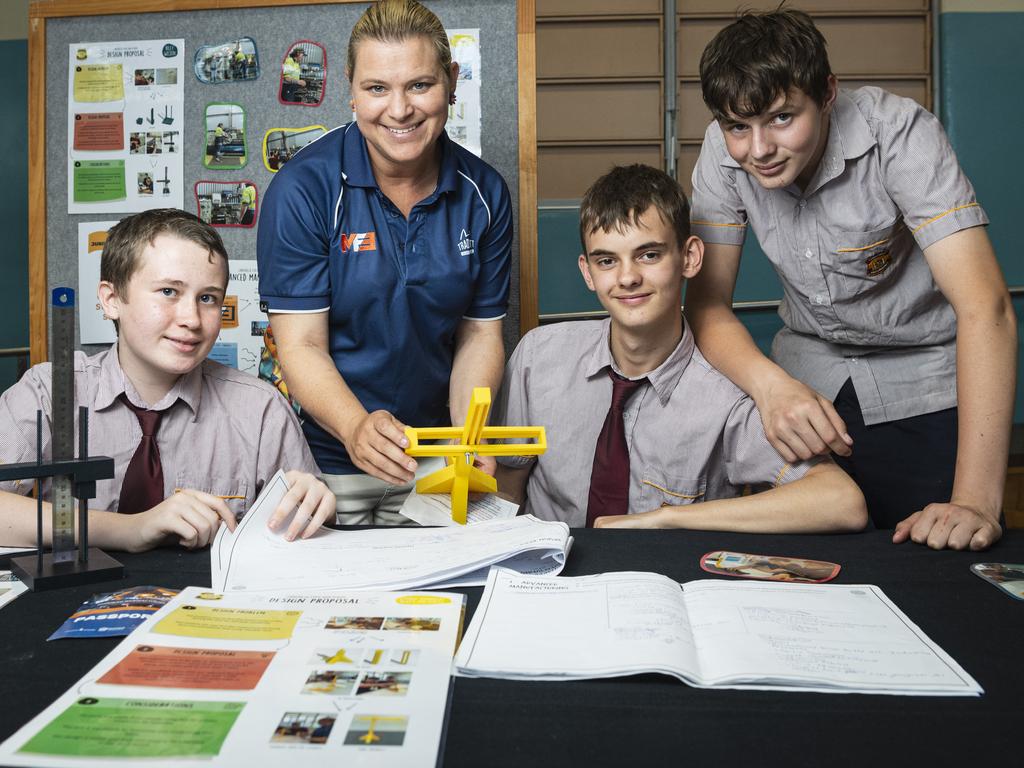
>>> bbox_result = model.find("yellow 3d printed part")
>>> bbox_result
[404,387,546,524]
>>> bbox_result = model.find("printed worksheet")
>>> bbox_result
[68,39,184,213]
[211,472,571,593]
[455,569,984,697]
[0,586,462,767]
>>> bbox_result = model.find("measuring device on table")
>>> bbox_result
[0,288,121,590]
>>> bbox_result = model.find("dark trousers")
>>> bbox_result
[832,378,957,530]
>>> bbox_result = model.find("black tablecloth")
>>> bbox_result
[2,529,1023,767]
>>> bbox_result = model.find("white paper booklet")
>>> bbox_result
[0,585,463,767]
[211,471,571,593]
[455,568,983,697]
[0,570,28,610]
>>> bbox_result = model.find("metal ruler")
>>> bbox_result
[50,288,76,563]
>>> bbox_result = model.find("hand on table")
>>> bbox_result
[130,489,237,552]
[266,471,337,541]
[892,502,1002,551]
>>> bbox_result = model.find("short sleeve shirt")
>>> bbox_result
[0,346,319,517]
[257,123,513,473]
[495,319,815,527]
[241,185,256,205]
[690,87,989,425]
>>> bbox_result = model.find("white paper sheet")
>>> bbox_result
[455,568,983,697]
[397,458,519,527]
[0,586,462,767]
[211,472,571,594]
[0,571,28,611]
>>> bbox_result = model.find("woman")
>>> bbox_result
[257,0,512,524]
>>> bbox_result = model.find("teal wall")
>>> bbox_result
[940,9,1024,422]
[0,39,28,389]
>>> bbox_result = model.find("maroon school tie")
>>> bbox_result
[117,395,166,514]
[585,370,646,527]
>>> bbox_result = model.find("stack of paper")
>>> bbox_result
[211,471,572,593]
[455,568,983,697]
[0,586,463,767]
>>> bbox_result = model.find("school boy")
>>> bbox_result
[685,10,1016,551]
[0,209,335,552]
[495,164,866,532]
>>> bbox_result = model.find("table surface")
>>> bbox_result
[2,528,1023,767]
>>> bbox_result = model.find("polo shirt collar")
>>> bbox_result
[340,122,459,195]
[584,317,695,405]
[97,342,201,418]
[805,89,876,195]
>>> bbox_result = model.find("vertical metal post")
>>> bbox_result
[663,0,678,178]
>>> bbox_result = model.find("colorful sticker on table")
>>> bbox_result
[194,37,261,84]
[699,550,841,583]
[278,40,327,107]
[204,102,248,170]
[99,645,276,689]
[18,698,244,758]
[971,562,1024,600]
[48,585,179,640]
[153,605,301,640]
[262,125,326,172]
[195,180,258,228]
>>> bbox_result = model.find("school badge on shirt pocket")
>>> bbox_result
[864,249,892,277]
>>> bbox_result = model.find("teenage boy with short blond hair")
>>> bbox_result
[495,165,866,532]
[685,9,1016,551]
[0,209,334,552]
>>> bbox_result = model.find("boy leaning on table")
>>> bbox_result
[0,209,335,553]
[494,164,867,533]
[683,9,1016,551]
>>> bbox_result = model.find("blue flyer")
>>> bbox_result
[48,586,179,640]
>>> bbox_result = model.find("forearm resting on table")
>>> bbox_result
[630,462,866,533]
[0,490,145,552]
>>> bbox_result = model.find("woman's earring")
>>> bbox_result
[449,93,457,106]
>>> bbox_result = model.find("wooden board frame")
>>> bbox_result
[28,0,539,363]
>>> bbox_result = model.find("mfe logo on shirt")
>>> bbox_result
[458,228,475,258]
[341,232,377,253]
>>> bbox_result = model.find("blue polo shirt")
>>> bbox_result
[257,123,512,474]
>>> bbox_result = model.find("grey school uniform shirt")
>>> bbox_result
[691,86,989,425]
[0,345,318,516]
[495,319,815,526]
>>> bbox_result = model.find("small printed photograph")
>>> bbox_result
[251,320,269,337]
[154,68,178,85]
[325,616,385,631]
[137,172,154,196]
[382,616,441,632]
[700,551,840,584]
[311,647,359,666]
[447,125,467,142]
[194,37,260,84]
[279,40,327,106]
[356,672,412,697]
[362,648,419,668]
[271,712,336,746]
[301,669,359,696]
[205,103,247,169]
[129,132,145,153]
[262,126,325,172]
[972,563,1024,600]
[133,68,154,86]
[343,715,409,747]
[195,180,258,227]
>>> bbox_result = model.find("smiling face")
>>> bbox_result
[349,35,456,175]
[719,78,836,191]
[98,233,227,403]
[579,207,702,338]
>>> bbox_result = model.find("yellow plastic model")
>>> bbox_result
[404,387,546,524]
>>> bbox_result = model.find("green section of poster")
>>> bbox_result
[72,159,126,202]
[19,697,244,758]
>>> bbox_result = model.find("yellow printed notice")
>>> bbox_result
[73,64,124,102]
[153,606,300,640]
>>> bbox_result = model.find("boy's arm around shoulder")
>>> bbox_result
[595,458,867,533]
[892,226,1016,551]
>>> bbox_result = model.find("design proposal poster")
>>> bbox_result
[68,39,185,214]
[446,30,481,156]
[210,261,265,377]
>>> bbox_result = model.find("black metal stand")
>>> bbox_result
[0,407,123,591]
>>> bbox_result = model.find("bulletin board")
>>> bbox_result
[28,0,539,364]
